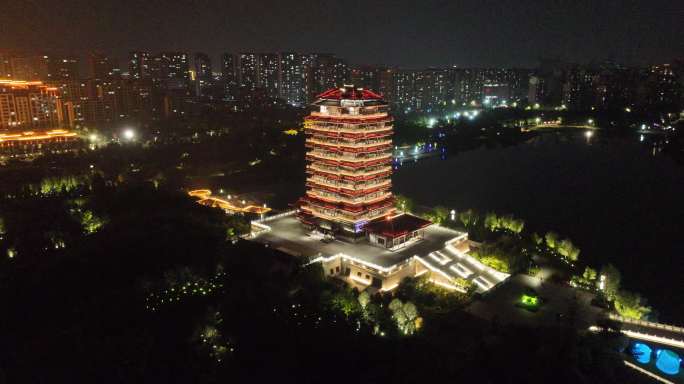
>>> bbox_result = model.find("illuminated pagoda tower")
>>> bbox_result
[299,85,396,236]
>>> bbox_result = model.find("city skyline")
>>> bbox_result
[4,0,683,68]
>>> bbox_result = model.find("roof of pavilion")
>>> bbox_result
[364,214,433,238]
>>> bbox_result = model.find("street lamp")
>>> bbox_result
[123,128,135,141]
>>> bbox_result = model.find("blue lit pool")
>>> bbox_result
[655,349,681,376]
[632,342,652,364]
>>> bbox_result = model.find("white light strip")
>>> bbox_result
[309,253,410,275]
[255,210,297,223]
[415,256,453,282]
[433,250,452,265]
[251,222,271,231]
[381,283,399,292]
[478,276,493,288]
[620,329,684,349]
[623,360,675,384]
[428,252,450,266]
[472,276,494,290]
[450,263,473,278]
[472,278,488,290]
[609,313,684,335]
[444,242,510,282]
[428,253,442,263]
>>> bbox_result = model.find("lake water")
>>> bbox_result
[394,131,684,324]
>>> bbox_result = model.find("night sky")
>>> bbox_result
[3,0,683,68]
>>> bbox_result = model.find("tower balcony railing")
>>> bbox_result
[307,176,391,191]
[306,120,393,130]
[301,205,394,225]
[301,195,394,216]
[307,189,391,206]
[306,156,392,169]
[307,128,393,140]
[307,137,392,148]
[311,106,388,118]
[308,163,392,178]
[305,142,392,155]
[306,183,391,199]
[307,150,392,163]
[315,105,389,115]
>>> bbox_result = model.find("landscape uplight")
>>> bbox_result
[521,294,539,307]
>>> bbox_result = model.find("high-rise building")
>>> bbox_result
[258,53,280,99]
[351,65,380,92]
[307,54,349,102]
[415,68,449,112]
[221,53,238,101]
[562,67,595,110]
[280,52,307,106]
[194,52,213,97]
[528,75,544,104]
[119,78,154,120]
[482,82,510,107]
[0,80,64,129]
[377,68,395,103]
[89,52,116,81]
[454,68,486,106]
[128,51,151,80]
[80,78,123,123]
[0,54,11,79]
[237,53,259,91]
[46,56,79,80]
[644,64,679,108]
[2,55,49,81]
[299,85,395,235]
[150,52,190,90]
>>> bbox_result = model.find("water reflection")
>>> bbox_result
[392,129,684,324]
[393,130,671,170]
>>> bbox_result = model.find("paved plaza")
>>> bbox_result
[253,214,508,292]
[466,274,604,329]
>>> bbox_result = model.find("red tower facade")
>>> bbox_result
[299,85,395,235]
